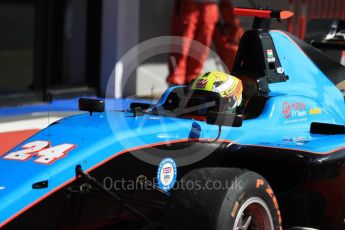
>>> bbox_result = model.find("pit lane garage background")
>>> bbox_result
[0,0,344,154]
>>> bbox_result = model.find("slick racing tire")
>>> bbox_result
[164,168,282,230]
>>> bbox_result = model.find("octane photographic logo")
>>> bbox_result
[105,36,231,167]
[103,175,243,192]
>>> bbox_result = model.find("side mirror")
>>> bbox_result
[79,98,105,115]
[206,111,243,127]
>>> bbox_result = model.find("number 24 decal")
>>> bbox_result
[3,141,76,164]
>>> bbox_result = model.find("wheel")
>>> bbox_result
[164,168,282,230]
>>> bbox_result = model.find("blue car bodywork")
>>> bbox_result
[1,30,345,229]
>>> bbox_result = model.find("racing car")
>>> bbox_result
[1,7,345,230]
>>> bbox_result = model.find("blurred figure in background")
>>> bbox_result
[167,0,219,85]
[167,0,243,85]
[213,0,243,71]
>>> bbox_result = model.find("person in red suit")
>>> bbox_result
[213,0,244,71]
[167,0,243,85]
[167,0,219,85]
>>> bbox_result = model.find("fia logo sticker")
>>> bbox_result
[157,158,177,192]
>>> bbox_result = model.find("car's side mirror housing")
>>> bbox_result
[206,111,243,127]
[79,98,105,115]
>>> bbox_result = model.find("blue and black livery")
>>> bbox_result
[1,7,345,230]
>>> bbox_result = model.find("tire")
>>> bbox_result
[164,168,282,230]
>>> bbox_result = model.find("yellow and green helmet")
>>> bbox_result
[191,71,243,111]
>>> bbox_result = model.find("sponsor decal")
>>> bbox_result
[267,50,275,62]
[267,49,273,58]
[282,102,307,124]
[267,57,276,63]
[282,102,291,118]
[282,136,310,146]
[309,107,322,115]
[196,79,208,89]
[157,158,177,192]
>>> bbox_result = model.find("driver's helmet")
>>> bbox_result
[190,71,243,112]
